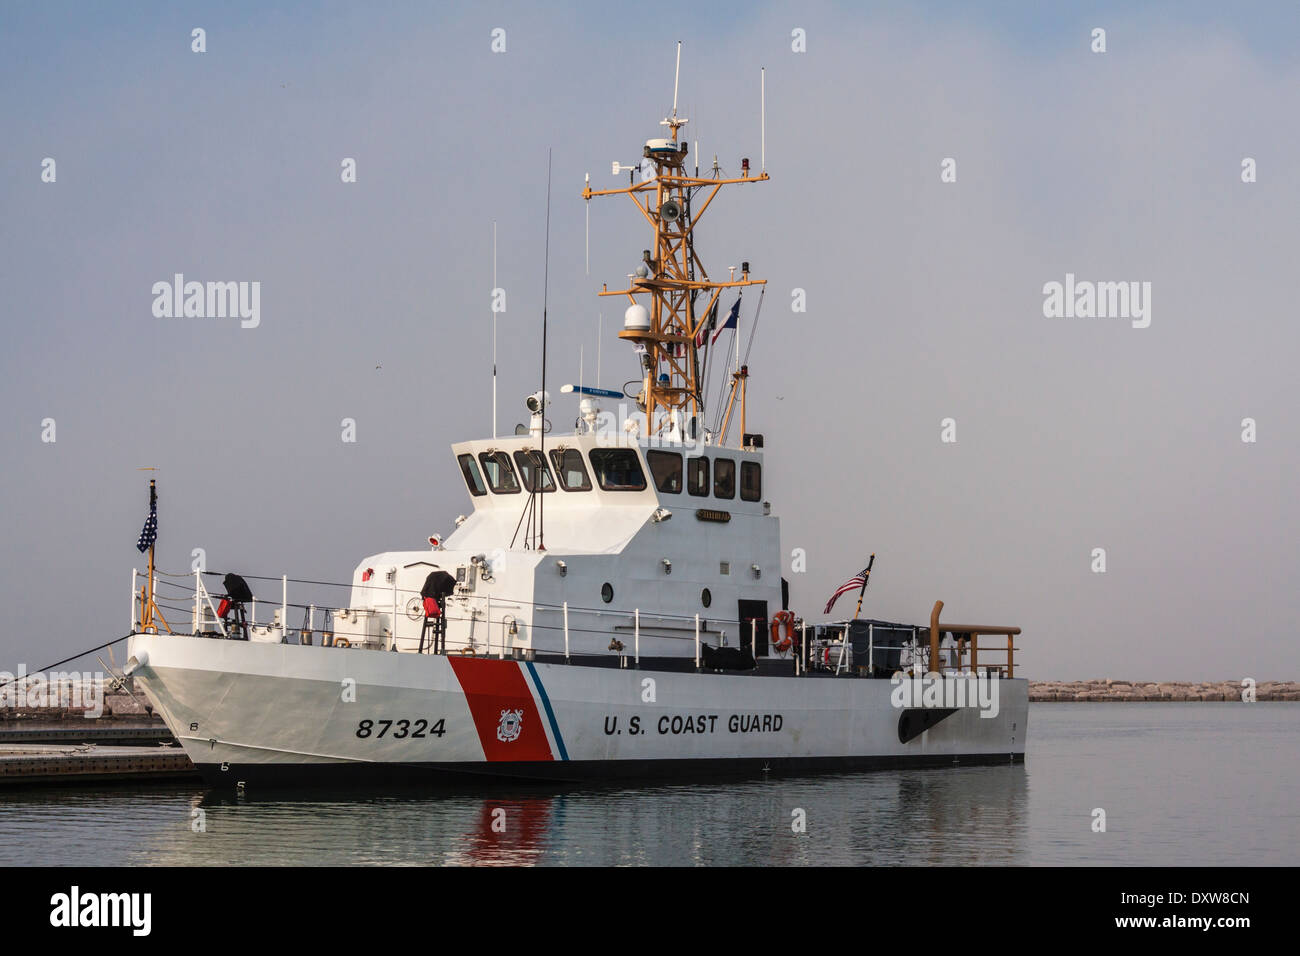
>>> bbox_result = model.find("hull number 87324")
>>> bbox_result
[356,718,446,739]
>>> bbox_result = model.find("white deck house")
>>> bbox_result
[342,433,781,662]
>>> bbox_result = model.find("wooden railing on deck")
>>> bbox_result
[929,600,1021,678]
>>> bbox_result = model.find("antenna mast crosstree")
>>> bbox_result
[583,44,768,437]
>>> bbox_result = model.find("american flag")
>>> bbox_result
[824,567,870,615]
[135,500,157,553]
[695,299,718,348]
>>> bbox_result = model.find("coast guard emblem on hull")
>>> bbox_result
[496,709,524,743]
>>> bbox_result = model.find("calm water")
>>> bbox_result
[1,704,1295,866]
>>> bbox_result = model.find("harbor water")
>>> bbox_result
[1,703,1295,866]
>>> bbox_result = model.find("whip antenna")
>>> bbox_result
[672,40,682,118]
[492,220,498,439]
[538,148,552,550]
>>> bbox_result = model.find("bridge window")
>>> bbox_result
[646,450,683,494]
[457,454,487,496]
[714,458,736,499]
[687,457,709,497]
[513,450,555,493]
[549,448,592,491]
[478,451,520,494]
[740,460,762,501]
[588,448,647,491]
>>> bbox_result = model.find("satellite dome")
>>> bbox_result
[624,304,650,331]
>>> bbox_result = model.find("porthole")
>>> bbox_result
[701,588,712,608]
[601,582,614,604]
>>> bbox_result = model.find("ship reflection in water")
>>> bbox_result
[132,765,1029,867]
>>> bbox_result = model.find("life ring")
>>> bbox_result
[770,610,796,654]
[334,638,351,648]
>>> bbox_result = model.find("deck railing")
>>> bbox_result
[929,599,1021,679]
[131,570,1023,677]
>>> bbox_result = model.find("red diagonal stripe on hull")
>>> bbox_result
[448,657,554,762]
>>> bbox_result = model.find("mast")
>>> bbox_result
[136,473,171,634]
[583,46,768,442]
[144,479,155,629]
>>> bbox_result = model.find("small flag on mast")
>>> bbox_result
[824,566,870,615]
[711,296,741,345]
[696,298,719,348]
[135,487,158,553]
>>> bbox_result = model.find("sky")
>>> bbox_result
[1,1,1297,681]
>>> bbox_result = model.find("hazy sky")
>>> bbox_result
[2,1,1297,681]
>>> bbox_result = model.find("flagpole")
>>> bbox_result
[137,474,173,634]
[144,479,156,630]
[734,299,740,369]
[852,553,876,620]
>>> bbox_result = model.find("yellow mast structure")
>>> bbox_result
[583,52,767,443]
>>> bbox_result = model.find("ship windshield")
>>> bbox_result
[588,448,647,491]
[741,460,762,501]
[513,450,555,493]
[550,448,592,491]
[714,458,736,499]
[457,454,487,496]
[478,451,521,493]
[687,456,709,496]
[646,450,683,494]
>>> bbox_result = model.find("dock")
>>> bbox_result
[0,743,197,786]
[0,686,197,786]
[0,717,174,746]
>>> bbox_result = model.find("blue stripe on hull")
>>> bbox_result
[525,661,569,761]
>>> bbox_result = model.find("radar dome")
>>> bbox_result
[624,304,650,331]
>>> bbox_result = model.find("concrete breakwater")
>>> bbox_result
[1028,680,1299,702]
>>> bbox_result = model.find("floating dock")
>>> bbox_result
[0,717,173,746]
[0,743,197,787]
[0,689,196,786]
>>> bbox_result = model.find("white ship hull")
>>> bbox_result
[128,633,1027,790]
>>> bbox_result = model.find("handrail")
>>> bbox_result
[163,567,761,630]
[929,599,1022,678]
[142,572,770,653]
[148,570,1025,675]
